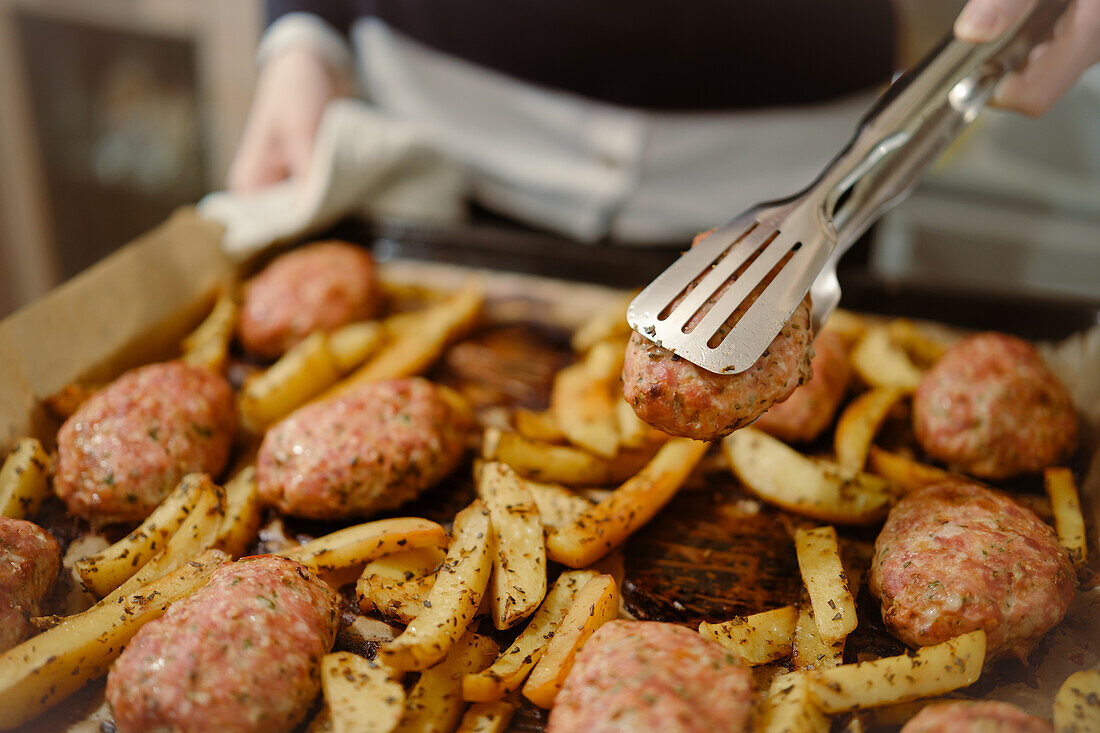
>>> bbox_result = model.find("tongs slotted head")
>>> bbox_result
[628,0,1068,374]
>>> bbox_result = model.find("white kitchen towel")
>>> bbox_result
[197,98,467,261]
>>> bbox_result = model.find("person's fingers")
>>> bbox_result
[955,0,1035,42]
[228,119,287,193]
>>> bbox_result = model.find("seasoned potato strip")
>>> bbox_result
[513,409,567,444]
[1044,467,1088,568]
[834,388,906,471]
[522,573,619,709]
[795,526,857,644]
[523,480,598,530]
[395,631,499,733]
[0,549,227,730]
[0,437,50,520]
[699,605,798,666]
[551,340,623,458]
[615,397,662,449]
[1054,669,1100,733]
[380,503,493,672]
[477,462,547,629]
[239,332,341,430]
[181,292,238,372]
[792,604,844,671]
[283,517,449,575]
[866,446,957,493]
[321,652,404,733]
[463,570,597,702]
[822,309,866,347]
[758,671,830,733]
[213,465,263,559]
[356,548,445,623]
[808,630,986,712]
[456,701,515,733]
[886,318,949,367]
[482,428,653,487]
[850,327,924,391]
[723,428,894,526]
[75,472,211,597]
[327,321,386,372]
[545,438,709,568]
[570,291,634,353]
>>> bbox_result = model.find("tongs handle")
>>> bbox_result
[814,0,1069,250]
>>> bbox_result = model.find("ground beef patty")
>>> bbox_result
[870,483,1075,660]
[900,701,1053,732]
[912,332,1077,479]
[0,517,60,652]
[755,328,850,443]
[55,361,236,524]
[240,241,380,358]
[257,378,472,519]
[106,555,339,733]
[548,620,753,733]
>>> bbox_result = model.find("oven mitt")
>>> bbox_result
[197,98,467,261]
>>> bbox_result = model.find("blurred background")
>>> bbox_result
[0,0,1097,319]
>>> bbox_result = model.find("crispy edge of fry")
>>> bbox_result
[282,517,449,575]
[181,292,238,373]
[570,291,635,353]
[521,573,619,709]
[833,388,906,471]
[722,428,894,526]
[379,503,494,672]
[355,548,444,623]
[0,549,227,730]
[74,472,210,597]
[865,446,957,494]
[455,701,516,733]
[395,631,500,733]
[213,465,263,559]
[757,671,830,733]
[321,651,405,733]
[41,383,100,421]
[478,462,547,630]
[792,603,844,671]
[513,409,568,444]
[850,327,924,392]
[0,437,50,520]
[1053,668,1100,733]
[482,427,654,487]
[463,569,598,703]
[699,605,798,666]
[808,630,986,713]
[550,343,623,458]
[523,480,598,531]
[545,438,709,568]
[794,526,857,644]
[1045,467,1088,569]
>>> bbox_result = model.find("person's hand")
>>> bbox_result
[227,46,351,192]
[955,0,1100,116]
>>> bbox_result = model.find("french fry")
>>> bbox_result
[395,632,499,733]
[551,340,624,458]
[213,465,263,559]
[456,701,515,733]
[327,321,386,371]
[75,472,211,597]
[523,480,598,530]
[380,503,494,672]
[850,327,924,391]
[321,652,405,733]
[482,428,653,487]
[794,526,857,644]
[570,291,634,353]
[283,517,449,575]
[723,428,894,526]
[463,570,596,704]
[699,605,798,666]
[866,446,957,493]
[181,292,238,373]
[822,309,866,348]
[522,573,619,709]
[808,630,986,712]
[886,318,949,367]
[1044,467,1088,569]
[42,383,99,421]
[792,603,845,671]
[325,281,483,400]
[0,438,50,520]
[513,409,567,444]
[545,438,710,568]
[758,672,830,733]
[833,388,906,471]
[356,547,445,623]
[0,549,227,730]
[1053,669,1100,733]
[615,397,663,449]
[239,332,341,430]
[477,462,547,629]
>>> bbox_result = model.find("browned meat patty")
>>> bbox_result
[548,620,753,733]
[257,378,472,520]
[755,328,850,443]
[901,701,1053,733]
[240,241,380,358]
[0,517,60,652]
[55,361,236,524]
[869,483,1075,660]
[106,555,339,733]
[912,332,1077,479]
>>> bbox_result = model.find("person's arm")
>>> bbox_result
[955,0,1100,115]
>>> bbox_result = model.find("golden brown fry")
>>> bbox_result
[356,548,445,623]
[0,438,50,520]
[181,292,238,373]
[395,632,499,733]
[615,397,663,449]
[1044,467,1088,569]
[545,438,710,568]
[283,518,449,575]
[380,503,494,672]
[513,409,567,444]
[1053,668,1100,733]
[792,604,844,671]
[523,480,598,530]
[551,341,623,458]
[455,701,515,733]
[327,321,386,372]
[321,651,405,733]
[758,671,830,733]
[482,428,654,487]
[833,388,906,471]
[850,327,924,391]
[865,446,957,493]
[239,331,341,430]
[886,318,949,368]
[794,526,857,644]
[213,465,263,559]
[570,291,634,353]
[522,573,619,709]
[822,309,866,348]
[699,605,798,666]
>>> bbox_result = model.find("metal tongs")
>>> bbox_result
[627,0,1069,374]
